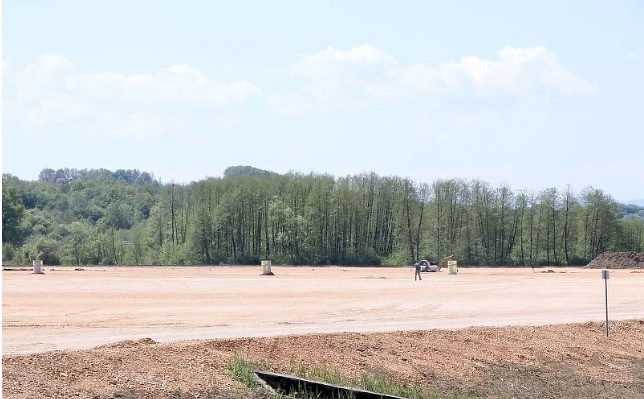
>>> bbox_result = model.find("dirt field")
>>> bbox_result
[3,266,644,398]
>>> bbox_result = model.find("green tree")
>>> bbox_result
[579,187,619,260]
[560,185,580,264]
[5,167,642,267]
[2,175,25,245]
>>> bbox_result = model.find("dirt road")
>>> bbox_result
[3,266,644,398]
[3,266,643,355]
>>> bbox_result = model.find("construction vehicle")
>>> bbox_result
[439,255,458,274]
[437,255,455,270]
[418,255,458,272]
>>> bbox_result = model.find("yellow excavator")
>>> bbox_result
[438,255,457,271]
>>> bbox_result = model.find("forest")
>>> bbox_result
[2,166,643,267]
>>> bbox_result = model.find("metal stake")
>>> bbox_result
[602,269,609,337]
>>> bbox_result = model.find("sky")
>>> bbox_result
[2,1,643,202]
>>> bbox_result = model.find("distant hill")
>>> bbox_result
[223,165,280,179]
[625,199,644,207]
[618,202,644,221]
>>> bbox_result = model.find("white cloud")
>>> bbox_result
[285,45,597,112]
[64,64,261,105]
[13,54,75,100]
[6,54,262,138]
[287,44,409,110]
[23,95,92,127]
[402,46,597,96]
[18,54,75,79]
[394,63,443,93]
[295,44,396,76]
[6,46,597,133]
[540,67,597,95]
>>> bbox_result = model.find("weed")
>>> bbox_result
[228,356,477,399]
[228,352,263,389]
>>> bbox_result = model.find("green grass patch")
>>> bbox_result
[228,353,267,389]
[228,355,477,399]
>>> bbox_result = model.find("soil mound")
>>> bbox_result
[3,321,644,399]
[584,251,644,269]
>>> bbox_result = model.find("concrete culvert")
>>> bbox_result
[254,371,408,399]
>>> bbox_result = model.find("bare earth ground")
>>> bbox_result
[2,266,644,398]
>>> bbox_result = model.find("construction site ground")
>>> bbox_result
[3,265,644,398]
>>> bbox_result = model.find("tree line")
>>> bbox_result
[2,167,643,266]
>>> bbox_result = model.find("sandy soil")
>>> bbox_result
[3,266,644,398]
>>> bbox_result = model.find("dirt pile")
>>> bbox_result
[584,251,644,269]
[3,320,644,399]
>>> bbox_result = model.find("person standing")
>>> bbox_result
[414,262,422,281]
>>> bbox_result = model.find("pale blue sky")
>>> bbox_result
[3,1,643,201]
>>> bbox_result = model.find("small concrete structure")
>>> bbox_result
[33,260,44,274]
[448,260,458,275]
[261,260,274,275]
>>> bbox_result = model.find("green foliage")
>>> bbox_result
[2,243,17,262]
[382,252,413,266]
[21,236,61,265]
[358,373,427,399]
[3,168,643,266]
[228,354,266,389]
[223,165,279,179]
[38,167,157,186]
[2,175,25,245]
